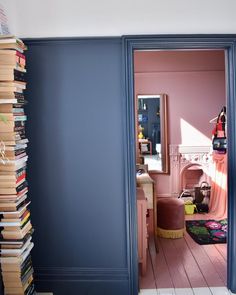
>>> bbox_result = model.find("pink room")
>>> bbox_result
[134,49,228,292]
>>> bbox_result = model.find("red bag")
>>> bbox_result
[212,107,227,152]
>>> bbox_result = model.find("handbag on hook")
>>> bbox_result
[212,106,227,152]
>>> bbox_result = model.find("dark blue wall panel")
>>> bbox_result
[24,38,129,294]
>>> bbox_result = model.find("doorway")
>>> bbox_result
[122,35,236,295]
[134,49,227,294]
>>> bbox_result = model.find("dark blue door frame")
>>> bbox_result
[122,35,236,295]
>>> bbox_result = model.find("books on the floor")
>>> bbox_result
[0,35,35,294]
[0,241,33,263]
[0,68,26,82]
[0,255,32,272]
[0,171,26,188]
[0,210,30,226]
[0,119,26,133]
[0,193,28,212]
[0,130,26,140]
[0,81,26,93]
[0,156,28,172]
[0,235,32,256]
[0,99,17,104]
[0,37,27,53]
[0,179,27,194]
[1,220,32,240]
[0,231,33,247]
[0,113,27,121]
[0,92,25,99]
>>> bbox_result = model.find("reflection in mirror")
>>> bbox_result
[136,94,169,174]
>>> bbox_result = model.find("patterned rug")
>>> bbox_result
[185,219,227,245]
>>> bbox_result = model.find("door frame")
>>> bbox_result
[122,35,236,295]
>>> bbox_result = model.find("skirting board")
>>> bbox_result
[34,266,129,295]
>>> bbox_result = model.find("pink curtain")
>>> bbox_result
[209,153,227,218]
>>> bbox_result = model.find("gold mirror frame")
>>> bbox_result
[136,94,169,174]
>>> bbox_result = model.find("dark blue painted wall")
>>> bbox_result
[24,38,130,294]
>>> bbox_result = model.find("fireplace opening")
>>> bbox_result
[181,164,208,191]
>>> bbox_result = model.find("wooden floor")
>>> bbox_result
[139,213,232,295]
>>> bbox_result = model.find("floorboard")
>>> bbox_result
[139,246,156,289]
[172,237,208,288]
[149,236,174,289]
[202,244,227,285]
[215,244,227,261]
[184,231,225,287]
[159,238,191,289]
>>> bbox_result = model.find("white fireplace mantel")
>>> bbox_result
[169,145,212,197]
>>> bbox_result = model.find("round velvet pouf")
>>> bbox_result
[156,198,185,239]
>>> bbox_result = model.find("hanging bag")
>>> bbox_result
[212,107,227,152]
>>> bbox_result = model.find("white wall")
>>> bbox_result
[1,0,236,37]
[0,1,17,35]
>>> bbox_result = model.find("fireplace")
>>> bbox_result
[169,145,212,197]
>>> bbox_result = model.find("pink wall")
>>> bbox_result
[134,50,225,73]
[134,50,226,145]
[134,50,226,195]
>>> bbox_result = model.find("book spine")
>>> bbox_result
[0,36,35,294]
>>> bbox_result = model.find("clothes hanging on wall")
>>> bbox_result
[209,152,227,219]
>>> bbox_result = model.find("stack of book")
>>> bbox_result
[0,36,35,295]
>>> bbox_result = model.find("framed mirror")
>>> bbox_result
[136,94,169,174]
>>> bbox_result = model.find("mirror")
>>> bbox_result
[136,94,169,174]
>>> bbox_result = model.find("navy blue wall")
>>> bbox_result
[25,38,130,294]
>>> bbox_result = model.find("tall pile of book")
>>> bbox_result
[0,36,35,295]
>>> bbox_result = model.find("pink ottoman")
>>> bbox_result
[156,198,185,238]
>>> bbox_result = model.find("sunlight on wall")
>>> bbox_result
[209,154,227,217]
[180,118,212,146]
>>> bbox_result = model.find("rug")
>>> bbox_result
[185,219,227,245]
